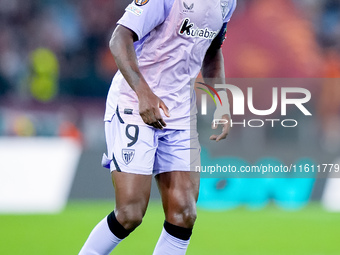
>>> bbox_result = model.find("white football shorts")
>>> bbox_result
[101,112,201,175]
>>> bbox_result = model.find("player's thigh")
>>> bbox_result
[155,171,200,227]
[112,171,152,214]
[156,171,200,205]
[104,113,156,222]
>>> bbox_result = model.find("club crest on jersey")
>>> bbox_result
[179,18,218,39]
[221,0,230,20]
[183,2,194,13]
[122,149,135,165]
[135,0,149,6]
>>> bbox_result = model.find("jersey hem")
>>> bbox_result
[104,113,194,130]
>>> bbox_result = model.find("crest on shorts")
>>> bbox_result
[221,0,230,20]
[135,0,149,6]
[122,149,135,165]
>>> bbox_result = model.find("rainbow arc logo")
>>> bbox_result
[196,82,223,107]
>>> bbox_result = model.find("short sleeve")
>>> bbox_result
[117,0,175,40]
[223,0,237,23]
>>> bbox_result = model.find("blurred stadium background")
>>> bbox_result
[1,0,340,254]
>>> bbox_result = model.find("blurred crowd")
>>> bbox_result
[0,0,131,100]
[0,0,339,150]
[0,0,339,98]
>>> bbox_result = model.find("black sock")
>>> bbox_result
[164,220,193,241]
[107,211,131,239]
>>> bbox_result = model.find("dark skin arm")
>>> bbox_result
[109,25,170,129]
[201,43,231,142]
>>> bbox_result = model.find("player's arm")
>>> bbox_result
[109,25,170,129]
[201,23,231,142]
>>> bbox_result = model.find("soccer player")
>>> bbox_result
[79,0,236,254]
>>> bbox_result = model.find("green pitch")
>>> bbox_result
[1,201,339,255]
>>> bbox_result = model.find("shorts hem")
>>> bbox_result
[110,167,153,175]
[153,169,191,176]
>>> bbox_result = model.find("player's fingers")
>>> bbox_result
[140,112,153,126]
[150,112,164,129]
[142,108,166,129]
[159,100,170,117]
[142,114,161,130]
[154,121,164,130]
[216,133,228,142]
[210,134,218,140]
[153,108,167,128]
[159,118,167,127]
[215,125,229,142]
[140,114,149,125]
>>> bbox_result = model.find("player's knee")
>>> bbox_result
[182,207,197,227]
[116,205,144,230]
[169,204,197,228]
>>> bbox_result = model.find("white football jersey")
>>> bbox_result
[104,0,237,129]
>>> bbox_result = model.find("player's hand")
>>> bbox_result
[138,89,170,129]
[210,114,231,142]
